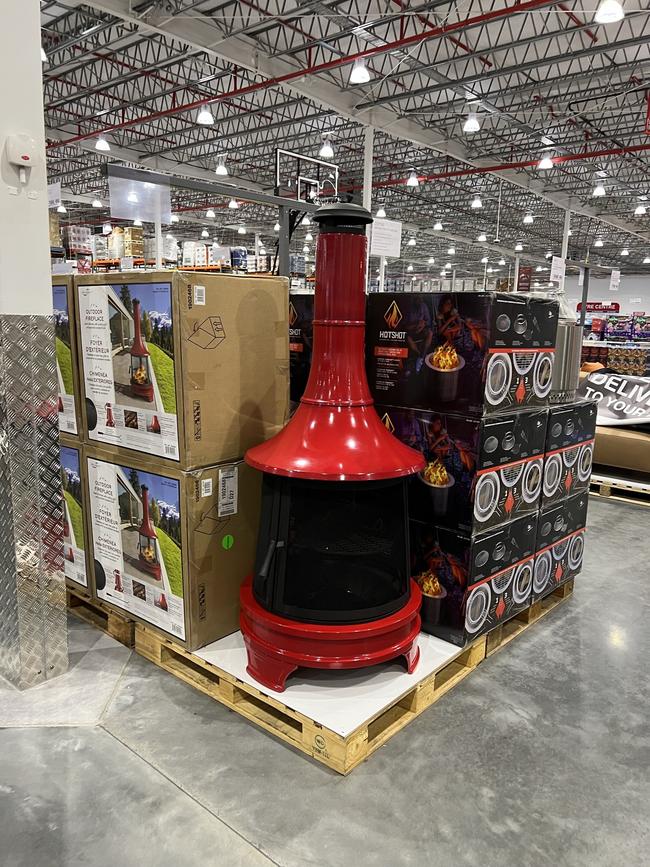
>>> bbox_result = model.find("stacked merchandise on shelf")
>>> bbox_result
[62,224,92,255]
[366,291,564,646]
[143,235,179,263]
[124,226,144,258]
[49,212,61,248]
[91,233,109,261]
[68,269,289,649]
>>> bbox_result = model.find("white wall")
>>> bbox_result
[565,273,650,315]
[0,1,52,316]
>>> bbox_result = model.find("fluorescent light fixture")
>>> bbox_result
[127,191,138,203]
[440,270,447,277]
[407,264,413,272]
[445,262,452,269]
[498,258,506,266]
[170,214,179,223]
[102,222,112,235]
[215,156,228,176]
[95,137,110,152]
[407,238,416,247]
[540,136,555,146]
[514,242,523,251]
[259,247,266,255]
[133,219,142,227]
[481,256,488,264]
[197,108,215,125]
[301,216,310,226]
[639,195,648,201]
[41,46,47,62]
[545,251,553,258]
[635,204,647,216]
[593,184,606,197]
[376,206,386,219]
[238,226,246,235]
[433,221,443,231]
[621,248,629,256]
[594,0,625,24]
[56,203,66,214]
[406,170,419,188]
[536,266,543,272]
[349,58,370,84]
[428,257,435,264]
[201,229,209,238]
[447,246,455,255]
[303,245,309,253]
[319,138,334,159]
[471,195,482,209]
[537,155,554,170]
[594,239,604,247]
[206,208,216,219]
[568,229,573,236]
[523,214,534,224]
[463,113,480,133]
[644,256,650,264]
[91,199,102,208]
[487,267,493,273]
[477,233,487,242]
[228,198,239,209]
[273,222,280,231]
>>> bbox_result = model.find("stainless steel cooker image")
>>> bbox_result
[533,550,553,595]
[464,583,492,635]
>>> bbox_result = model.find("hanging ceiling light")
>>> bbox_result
[428,257,435,264]
[481,256,489,264]
[537,154,554,170]
[56,203,67,214]
[477,233,487,242]
[621,248,629,256]
[201,229,210,238]
[407,238,416,247]
[463,113,481,133]
[536,265,543,272]
[319,136,334,160]
[349,58,370,84]
[215,156,228,176]
[445,262,452,269]
[487,267,493,274]
[95,136,110,152]
[406,170,419,188]
[498,258,506,266]
[133,219,142,227]
[303,245,310,253]
[170,214,179,223]
[301,216,311,226]
[594,238,604,247]
[407,264,414,272]
[644,256,650,264]
[376,206,386,219]
[273,222,281,231]
[447,246,456,255]
[592,184,606,197]
[635,204,647,216]
[228,198,239,209]
[523,214,534,225]
[197,107,215,125]
[91,199,102,208]
[440,270,447,277]
[545,251,553,258]
[471,195,482,209]
[568,229,573,236]
[594,0,625,24]
[433,221,443,231]
[260,247,266,255]
[514,242,523,252]
[206,208,216,219]
[238,226,246,235]
[305,232,313,242]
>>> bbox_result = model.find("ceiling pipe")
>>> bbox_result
[47,0,563,150]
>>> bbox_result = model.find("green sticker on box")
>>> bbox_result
[222,534,234,550]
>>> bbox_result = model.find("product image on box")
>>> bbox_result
[366,292,558,415]
[288,294,314,407]
[53,281,78,435]
[410,513,537,646]
[542,401,596,507]
[384,406,547,532]
[78,281,177,459]
[533,491,588,601]
[61,444,87,587]
[88,457,184,639]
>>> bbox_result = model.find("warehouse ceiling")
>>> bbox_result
[41,0,650,278]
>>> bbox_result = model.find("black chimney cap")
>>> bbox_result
[313,202,373,234]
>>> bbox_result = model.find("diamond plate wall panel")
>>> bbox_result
[0,315,68,689]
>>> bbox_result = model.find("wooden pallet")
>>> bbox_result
[134,582,573,775]
[66,587,135,648]
[590,476,650,508]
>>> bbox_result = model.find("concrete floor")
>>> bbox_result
[0,496,648,867]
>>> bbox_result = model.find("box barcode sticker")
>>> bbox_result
[200,478,213,498]
[164,443,178,457]
[218,466,238,517]
[194,284,206,305]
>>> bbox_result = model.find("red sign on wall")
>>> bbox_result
[577,301,620,313]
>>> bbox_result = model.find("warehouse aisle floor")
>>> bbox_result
[1,496,648,867]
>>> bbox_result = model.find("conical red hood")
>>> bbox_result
[245,203,424,481]
[131,299,149,357]
[139,485,157,538]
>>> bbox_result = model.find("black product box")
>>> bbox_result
[533,491,589,601]
[542,401,597,507]
[288,294,314,408]
[410,513,538,647]
[381,405,547,533]
[366,292,558,415]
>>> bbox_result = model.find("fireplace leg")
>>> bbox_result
[244,643,298,693]
[404,640,420,675]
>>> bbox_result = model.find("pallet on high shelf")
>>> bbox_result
[66,585,135,648]
[132,581,574,775]
[590,469,650,508]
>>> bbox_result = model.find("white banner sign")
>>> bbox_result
[550,256,566,287]
[609,269,621,292]
[370,218,402,258]
[48,180,61,209]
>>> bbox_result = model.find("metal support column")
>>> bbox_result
[278,206,291,278]
[513,254,520,292]
[363,127,374,290]
[561,209,571,261]
[578,266,590,327]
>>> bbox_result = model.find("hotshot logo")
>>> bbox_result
[380,301,406,338]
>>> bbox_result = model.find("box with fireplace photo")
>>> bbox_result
[53,277,81,436]
[60,436,89,590]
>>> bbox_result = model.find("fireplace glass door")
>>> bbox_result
[253,475,410,624]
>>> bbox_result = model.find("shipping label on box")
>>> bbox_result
[53,281,78,435]
[61,443,87,587]
[87,456,185,639]
[77,281,179,460]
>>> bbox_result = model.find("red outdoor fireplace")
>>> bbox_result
[130,299,154,403]
[137,485,161,580]
[240,202,425,692]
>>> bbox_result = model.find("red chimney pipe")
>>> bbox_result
[245,202,424,481]
[139,485,157,539]
[131,299,149,358]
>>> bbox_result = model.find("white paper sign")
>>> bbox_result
[48,181,61,209]
[371,218,402,258]
[609,269,620,292]
[550,256,566,286]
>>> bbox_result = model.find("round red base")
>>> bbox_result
[239,577,422,692]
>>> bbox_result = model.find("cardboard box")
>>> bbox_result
[60,435,90,591]
[593,425,650,474]
[49,211,61,247]
[533,491,588,601]
[542,401,596,507]
[75,271,289,469]
[288,293,314,407]
[410,513,538,647]
[380,405,547,533]
[85,445,262,649]
[604,314,634,339]
[53,277,81,437]
[366,292,558,415]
